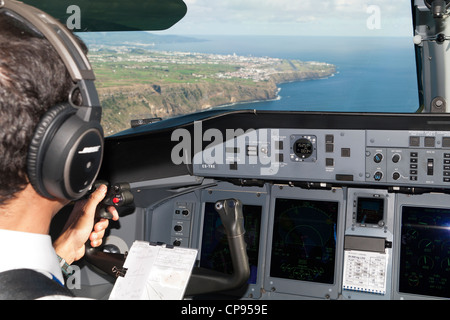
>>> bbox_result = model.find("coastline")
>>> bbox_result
[211,87,282,110]
[211,70,337,111]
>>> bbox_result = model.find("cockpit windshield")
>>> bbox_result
[74,0,418,136]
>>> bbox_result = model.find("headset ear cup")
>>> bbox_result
[42,116,103,200]
[27,103,76,199]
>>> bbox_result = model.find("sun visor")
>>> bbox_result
[22,0,187,32]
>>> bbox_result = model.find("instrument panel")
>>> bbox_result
[139,181,450,300]
[172,124,450,299]
[97,112,450,300]
[192,127,450,190]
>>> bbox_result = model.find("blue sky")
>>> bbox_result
[157,0,414,37]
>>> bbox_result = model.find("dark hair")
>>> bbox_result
[0,13,77,205]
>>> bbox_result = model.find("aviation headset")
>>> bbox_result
[0,0,104,200]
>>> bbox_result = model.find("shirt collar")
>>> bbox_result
[0,229,64,284]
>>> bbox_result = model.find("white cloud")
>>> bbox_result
[163,0,413,36]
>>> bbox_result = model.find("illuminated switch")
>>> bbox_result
[275,140,284,150]
[409,136,420,147]
[326,158,334,167]
[443,137,450,148]
[326,143,334,153]
[424,137,435,148]
[341,148,351,157]
[325,135,334,153]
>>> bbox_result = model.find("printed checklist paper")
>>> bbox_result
[109,241,197,300]
[342,249,388,295]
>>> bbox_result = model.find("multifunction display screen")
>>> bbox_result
[399,206,450,298]
[270,198,338,284]
[356,197,384,225]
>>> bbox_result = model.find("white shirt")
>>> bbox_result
[0,229,64,285]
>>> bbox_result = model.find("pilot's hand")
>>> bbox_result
[53,184,119,265]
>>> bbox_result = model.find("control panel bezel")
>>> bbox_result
[193,128,450,191]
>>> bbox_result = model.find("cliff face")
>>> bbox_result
[99,81,280,135]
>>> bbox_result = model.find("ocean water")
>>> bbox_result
[153,35,419,113]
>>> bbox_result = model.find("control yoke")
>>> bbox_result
[84,182,133,278]
[184,198,250,296]
[84,198,250,297]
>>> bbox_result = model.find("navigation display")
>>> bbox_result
[399,206,450,298]
[270,198,338,284]
[200,202,262,284]
[356,197,384,225]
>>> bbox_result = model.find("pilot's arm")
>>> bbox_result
[52,184,119,265]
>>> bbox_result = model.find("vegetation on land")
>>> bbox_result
[88,46,335,135]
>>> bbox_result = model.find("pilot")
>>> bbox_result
[0,7,118,299]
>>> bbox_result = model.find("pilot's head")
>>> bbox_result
[0,7,91,206]
[0,13,71,205]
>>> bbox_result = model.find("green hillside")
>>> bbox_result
[88,47,335,135]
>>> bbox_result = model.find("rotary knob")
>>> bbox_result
[374,171,383,181]
[392,154,401,163]
[374,153,383,163]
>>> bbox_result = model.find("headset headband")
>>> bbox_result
[0,0,101,122]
